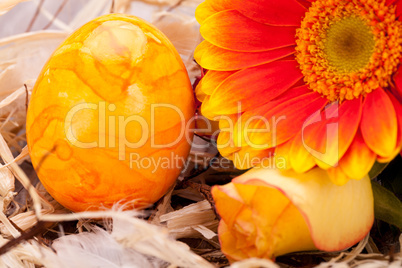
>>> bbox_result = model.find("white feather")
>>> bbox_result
[43,226,163,268]
[0,0,30,16]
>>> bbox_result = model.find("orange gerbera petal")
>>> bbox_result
[230,0,307,26]
[361,88,398,158]
[231,147,276,169]
[217,113,242,156]
[200,10,297,52]
[195,0,232,24]
[289,133,316,173]
[338,130,376,180]
[194,41,295,71]
[376,92,402,162]
[204,60,302,115]
[233,89,327,149]
[199,96,217,119]
[303,98,362,169]
[217,131,239,157]
[271,84,313,101]
[196,70,237,97]
[275,139,293,170]
[389,92,402,145]
[326,166,351,186]
[196,0,402,184]
[195,86,208,102]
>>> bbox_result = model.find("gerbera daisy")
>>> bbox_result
[195,0,402,185]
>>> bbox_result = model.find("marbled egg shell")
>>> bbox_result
[26,14,194,211]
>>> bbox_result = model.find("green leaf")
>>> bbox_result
[372,181,402,229]
[369,161,389,179]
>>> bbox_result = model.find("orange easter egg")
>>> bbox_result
[26,14,195,212]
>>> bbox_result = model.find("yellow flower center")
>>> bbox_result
[295,0,402,101]
[324,17,375,73]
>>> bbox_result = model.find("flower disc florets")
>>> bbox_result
[296,0,402,101]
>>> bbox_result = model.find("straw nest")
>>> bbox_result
[0,0,400,267]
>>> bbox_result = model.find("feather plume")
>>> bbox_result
[44,227,162,268]
[0,0,29,16]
